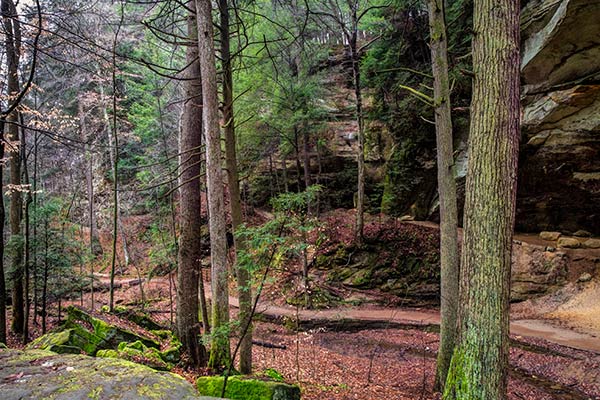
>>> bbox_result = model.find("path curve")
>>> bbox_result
[229,296,600,354]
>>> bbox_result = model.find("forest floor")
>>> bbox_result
[8,211,600,400]
[10,270,596,400]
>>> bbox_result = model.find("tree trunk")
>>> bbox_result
[0,132,5,344]
[3,0,24,335]
[219,0,252,374]
[294,128,302,192]
[281,156,289,193]
[349,21,365,245]
[442,1,520,398]
[41,217,48,334]
[428,0,459,391]
[78,99,96,310]
[22,121,32,343]
[196,0,231,371]
[177,4,207,368]
[302,129,312,215]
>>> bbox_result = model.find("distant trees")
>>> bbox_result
[443,0,521,398]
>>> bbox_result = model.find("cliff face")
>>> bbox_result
[517,0,600,234]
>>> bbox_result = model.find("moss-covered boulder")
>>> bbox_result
[112,340,173,371]
[26,328,95,355]
[0,349,214,400]
[196,376,301,400]
[65,306,160,350]
[27,307,160,357]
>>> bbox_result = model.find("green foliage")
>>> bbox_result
[29,197,88,305]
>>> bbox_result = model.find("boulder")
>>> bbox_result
[540,231,561,241]
[197,375,301,400]
[0,349,213,400]
[27,307,160,356]
[557,237,581,248]
[573,230,592,237]
[582,238,600,249]
[511,243,568,302]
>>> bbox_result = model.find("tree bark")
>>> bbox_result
[177,4,207,368]
[22,121,32,343]
[78,99,96,310]
[219,0,252,374]
[195,0,231,370]
[0,129,5,344]
[3,0,24,335]
[349,14,365,245]
[428,0,459,391]
[442,1,520,398]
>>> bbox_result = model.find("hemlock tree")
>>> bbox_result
[176,2,207,368]
[195,0,231,370]
[218,0,252,374]
[442,0,520,399]
[428,0,459,391]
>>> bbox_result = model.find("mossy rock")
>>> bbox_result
[344,268,373,287]
[96,349,119,358]
[0,349,204,400]
[196,375,301,400]
[113,306,165,331]
[27,327,98,355]
[151,330,182,363]
[28,307,161,357]
[115,340,173,371]
[66,306,160,351]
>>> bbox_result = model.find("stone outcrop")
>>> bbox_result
[517,0,600,235]
[511,242,568,301]
[26,307,182,371]
[0,349,214,400]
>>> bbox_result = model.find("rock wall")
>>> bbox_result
[517,0,600,234]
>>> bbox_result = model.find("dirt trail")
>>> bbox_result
[227,295,600,354]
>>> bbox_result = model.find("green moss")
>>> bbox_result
[263,368,284,382]
[96,349,119,358]
[442,347,471,399]
[115,340,173,371]
[87,386,103,399]
[196,375,301,400]
[348,268,373,287]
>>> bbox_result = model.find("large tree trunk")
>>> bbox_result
[3,0,24,335]
[177,4,207,368]
[195,0,231,371]
[442,0,520,398]
[428,0,459,391]
[219,0,252,374]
